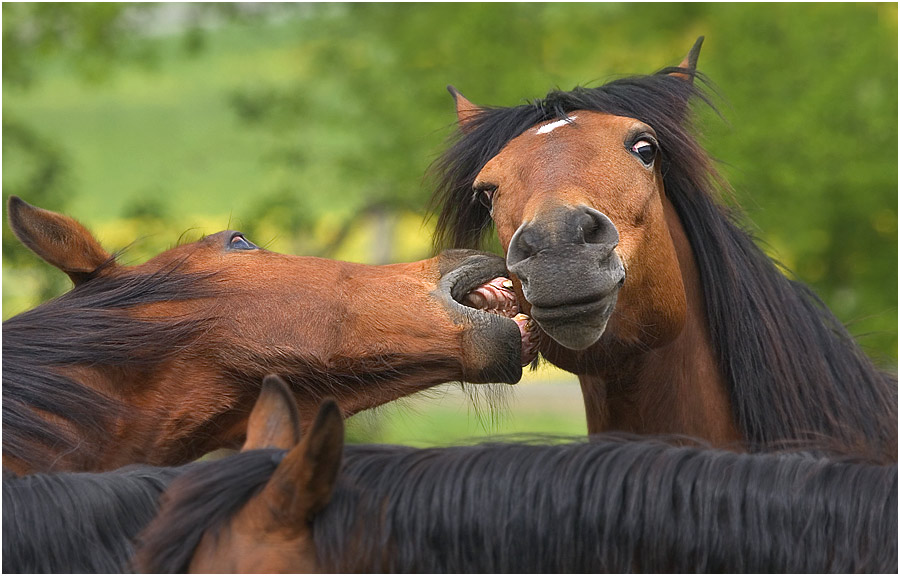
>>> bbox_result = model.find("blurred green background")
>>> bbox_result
[3,3,897,444]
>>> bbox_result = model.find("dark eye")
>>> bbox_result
[228,233,257,251]
[473,183,497,211]
[630,138,657,167]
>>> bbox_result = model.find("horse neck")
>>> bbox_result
[3,352,253,474]
[89,362,258,469]
[580,197,741,446]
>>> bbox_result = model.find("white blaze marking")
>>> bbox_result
[535,115,577,135]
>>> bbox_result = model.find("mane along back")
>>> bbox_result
[2,463,190,573]
[430,69,897,457]
[316,440,896,572]
[132,438,897,573]
[2,262,219,471]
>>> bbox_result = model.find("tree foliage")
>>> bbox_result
[2,3,896,364]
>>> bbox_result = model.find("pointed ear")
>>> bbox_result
[242,375,303,452]
[668,36,704,84]
[260,400,345,525]
[448,85,482,132]
[7,196,114,285]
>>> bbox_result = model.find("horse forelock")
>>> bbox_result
[132,449,283,573]
[430,68,713,251]
[1,260,222,471]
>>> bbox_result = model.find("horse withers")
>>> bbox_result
[135,379,898,573]
[3,196,537,474]
[432,37,897,459]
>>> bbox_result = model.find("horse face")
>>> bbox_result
[475,112,687,351]
[188,381,341,574]
[129,231,527,420]
[7,196,529,462]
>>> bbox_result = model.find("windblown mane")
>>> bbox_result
[2,259,219,471]
[135,438,898,573]
[430,68,898,458]
[2,462,195,573]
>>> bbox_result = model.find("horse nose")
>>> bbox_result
[507,206,619,270]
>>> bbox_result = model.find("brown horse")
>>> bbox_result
[134,379,897,573]
[3,196,535,474]
[431,38,897,459]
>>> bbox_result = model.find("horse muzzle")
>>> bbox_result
[506,206,625,350]
[435,250,541,383]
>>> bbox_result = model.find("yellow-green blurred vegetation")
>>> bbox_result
[3,3,897,443]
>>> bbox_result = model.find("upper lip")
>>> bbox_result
[441,256,519,326]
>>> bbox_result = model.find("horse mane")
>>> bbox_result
[1,463,191,573]
[133,448,285,573]
[429,68,898,458]
[1,257,220,471]
[134,438,897,573]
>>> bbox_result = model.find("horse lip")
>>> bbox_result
[528,296,615,323]
[525,290,619,350]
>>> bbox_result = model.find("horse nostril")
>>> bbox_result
[580,207,619,248]
[507,224,538,269]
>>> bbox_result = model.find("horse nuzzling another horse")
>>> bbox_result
[3,196,538,474]
[134,381,898,574]
[431,37,897,460]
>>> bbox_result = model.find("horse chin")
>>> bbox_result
[528,292,618,350]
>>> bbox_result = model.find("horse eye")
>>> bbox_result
[630,139,657,166]
[229,234,257,251]
[474,184,497,210]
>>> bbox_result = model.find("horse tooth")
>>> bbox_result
[514,313,540,365]
[501,279,514,290]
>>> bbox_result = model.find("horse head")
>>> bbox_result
[186,376,342,573]
[444,39,704,354]
[4,196,535,472]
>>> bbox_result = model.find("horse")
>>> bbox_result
[3,196,537,474]
[134,384,898,573]
[430,37,897,459]
[1,375,313,573]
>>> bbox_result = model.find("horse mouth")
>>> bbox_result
[459,277,541,367]
[527,294,618,351]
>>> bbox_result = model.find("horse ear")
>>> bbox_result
[242,375,303,452]
[448,85,482,132]
[260,399,344,525]
[668,36,704,84]
[7,195,114,285]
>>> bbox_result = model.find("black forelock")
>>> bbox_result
[132,448,285,573]
[430,67,713,250]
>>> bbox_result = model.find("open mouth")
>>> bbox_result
[459,276,541,366]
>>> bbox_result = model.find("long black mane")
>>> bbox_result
[136,438,898,573]
[2,260,218,471]
[2,461,198,573]
[430,67,897,458]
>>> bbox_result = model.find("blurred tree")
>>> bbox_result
[3,3,896,365]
